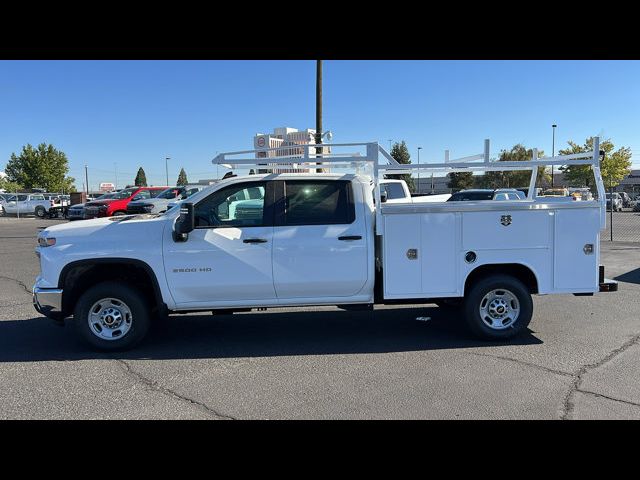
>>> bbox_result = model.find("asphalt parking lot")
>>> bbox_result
[1,216,640,419]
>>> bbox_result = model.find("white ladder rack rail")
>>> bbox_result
[212,138,606,234]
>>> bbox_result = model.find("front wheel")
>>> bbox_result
[74,281,151,351]
[463,274,533,340]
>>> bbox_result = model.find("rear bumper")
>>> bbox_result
[33,285,64,320]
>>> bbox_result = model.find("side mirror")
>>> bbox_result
[380,191,388,203]
[173,202,194,242]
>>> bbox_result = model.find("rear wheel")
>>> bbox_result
[463,274,532,340]
[74,281,151,351]
[35,206,46,218]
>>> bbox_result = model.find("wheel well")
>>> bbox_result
[464,263,538,295]
[60,260,164,317]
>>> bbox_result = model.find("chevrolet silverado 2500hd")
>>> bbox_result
[33,140,617,351]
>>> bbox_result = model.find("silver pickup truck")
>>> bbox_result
[2,193,53,217]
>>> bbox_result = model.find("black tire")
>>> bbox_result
[35,206,46,218]
[463,274,533,340]
[112,211,126,216]
[73,281,151,351]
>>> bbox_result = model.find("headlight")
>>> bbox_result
[38,237,56,247]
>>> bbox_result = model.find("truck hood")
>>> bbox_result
[40,214,166,239]
[85,199,118,207]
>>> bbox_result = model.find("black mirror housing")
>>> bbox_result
[380,191,388,203]
[173,202,195,241]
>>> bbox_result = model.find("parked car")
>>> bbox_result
[606,192,623,212]
[447,189,525,202]
[2,193,53,217]
[379,179,451,203]
[541,188,570,197]
[68,192,118,221]
[166,185,211,211]
[619,191,632,208]
[127,185,206,215]
[568,187,594,201]
[83,186,168,218]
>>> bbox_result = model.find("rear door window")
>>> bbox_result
[149,189,165,198]
[282,180,354,226]
[134,190,151,200]
[381,183,406,200]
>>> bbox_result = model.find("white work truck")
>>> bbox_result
[33,140,617,351]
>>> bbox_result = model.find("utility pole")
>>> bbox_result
[315,60,323,173]
[114,162,118,190]
[84,164,89,197]
[165,157,170,185]
[551,124,557,188]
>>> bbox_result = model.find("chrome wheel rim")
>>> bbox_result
[479,289,520,330]
[88,298,133,341]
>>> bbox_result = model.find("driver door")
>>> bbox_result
[163,180,276,307]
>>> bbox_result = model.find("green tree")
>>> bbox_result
[386,141,415,192]
[5,143,75,192]
[176,168,188,186]
[559,137,631,190]
[0,175,23,192]
[447,172,474,191]
[476,144,548,189]
[134,167,148,187]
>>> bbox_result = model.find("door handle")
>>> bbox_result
[338,235,362,241]
[243,238,268,244]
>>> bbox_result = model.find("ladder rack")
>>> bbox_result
[212,138,606,234]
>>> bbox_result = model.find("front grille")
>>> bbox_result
[126,204,149,214]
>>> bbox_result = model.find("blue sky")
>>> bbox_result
[0,60,638,190]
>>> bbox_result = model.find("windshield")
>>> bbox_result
[113,188,137,200]
[96,192,116,200]
[157,187,182,199]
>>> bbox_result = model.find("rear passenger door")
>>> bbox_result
[272,180,368,300]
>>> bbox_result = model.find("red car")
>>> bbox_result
[83,186,168,218]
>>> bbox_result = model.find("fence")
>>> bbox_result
[603,207,640,242]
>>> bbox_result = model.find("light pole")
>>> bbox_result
[388,139,393,152]
[551,124,557,188]
[417,147,422,193]
[84,164,89,197]
[165,157,170,186]
[114,162,118,190]
[315,60,323,173]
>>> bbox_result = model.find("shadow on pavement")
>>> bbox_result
[614,267,640,285]
[0,306,542,362]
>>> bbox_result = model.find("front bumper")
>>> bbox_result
[33,285,64,320]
